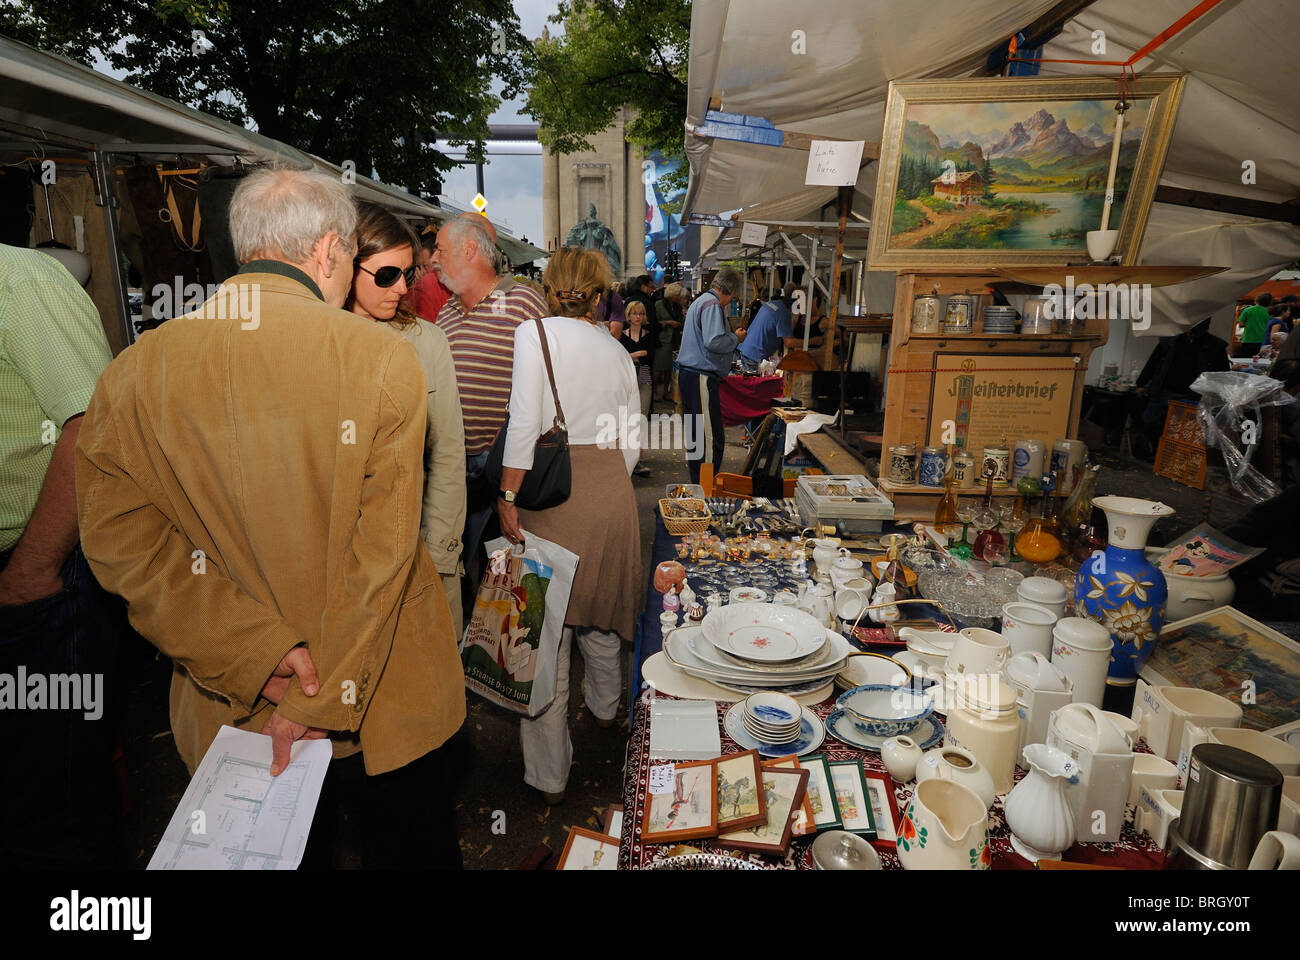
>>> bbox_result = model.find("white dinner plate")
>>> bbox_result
[685,627,850,677]
[724,702,826,757]
[703,603,828,663]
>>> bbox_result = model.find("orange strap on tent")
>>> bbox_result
[1007,0,1226,70]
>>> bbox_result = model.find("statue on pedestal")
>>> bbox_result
[565,204,621,276]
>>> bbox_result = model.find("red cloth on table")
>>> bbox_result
[718,374,784,426]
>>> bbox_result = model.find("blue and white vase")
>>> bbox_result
[1072,496,1175,685]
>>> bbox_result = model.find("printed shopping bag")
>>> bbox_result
[460,534,578,717]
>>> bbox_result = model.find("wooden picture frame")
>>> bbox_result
[714,750,768,833]
[761,756,817,837]
[642,759,718,844]
[863,770,902,849]
[556,826,620,871]
[1141,606,1300,732]
[867,74,1185,268]
[798,753,843,832]
[829,760,877,839]
[715,766,810,856]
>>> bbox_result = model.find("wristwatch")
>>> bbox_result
[499,489,518,503]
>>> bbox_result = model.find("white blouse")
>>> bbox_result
[503,315,641,475]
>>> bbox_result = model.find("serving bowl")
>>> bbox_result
[835,683,935,738]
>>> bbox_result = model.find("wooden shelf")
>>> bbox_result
[905,332,1105,341]
[992,265,1227,289]
[879,478,1027,497]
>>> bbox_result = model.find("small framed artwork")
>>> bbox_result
[863,770,902,848]
[556,826,619,870]
[830,760,877,839]
[799,753,843,832]
[715,750,768,833]
[602,804,624,838]
[642,759,718,844]
[715,766,810,856]
[759,756,815,836]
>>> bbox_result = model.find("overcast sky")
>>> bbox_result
[437,0,561,243]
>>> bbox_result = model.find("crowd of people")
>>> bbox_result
[1,164,819,869]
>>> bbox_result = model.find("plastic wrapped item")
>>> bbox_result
[1191,371,1295,504]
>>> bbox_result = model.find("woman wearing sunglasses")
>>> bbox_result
[349,202,468,636]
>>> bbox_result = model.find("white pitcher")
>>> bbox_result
[897,779,991,871]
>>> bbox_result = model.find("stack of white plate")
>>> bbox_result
[661,604,851,698]
[742,691,803,744]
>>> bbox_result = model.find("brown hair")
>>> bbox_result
[542,246,610,318]
[351,201,420,329]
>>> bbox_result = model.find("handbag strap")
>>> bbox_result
[535,318,567,431]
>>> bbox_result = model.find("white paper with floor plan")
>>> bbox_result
[147,724,331,870]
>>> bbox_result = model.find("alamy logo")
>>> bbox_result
[50,891,151,940]
[0,668,103,720]
[594,408,706,459]
[1042,275,1152,331]
[151,279,261,329]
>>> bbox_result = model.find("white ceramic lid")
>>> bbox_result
[1052,703,1131,754]
[1018,576,1067,604]
[1006,651,1066,692]
[1052,617,1112,652]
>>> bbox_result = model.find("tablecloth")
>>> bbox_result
[617,691,1165,871]
[719,374,785,426]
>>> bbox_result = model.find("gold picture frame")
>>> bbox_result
[867,74,1185,268]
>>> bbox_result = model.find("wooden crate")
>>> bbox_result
[1153,400,1207,489]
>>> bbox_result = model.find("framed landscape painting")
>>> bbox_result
[868,74,1185,268]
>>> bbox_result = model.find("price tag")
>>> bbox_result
[649,763,676,795]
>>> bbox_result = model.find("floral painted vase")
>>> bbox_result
[1072,496,1175,685]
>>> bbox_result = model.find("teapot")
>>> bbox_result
[806,538,841,579]
[798,577,835,629]
[829,548,866,590]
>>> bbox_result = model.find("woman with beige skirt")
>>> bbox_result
[497,247,642,804]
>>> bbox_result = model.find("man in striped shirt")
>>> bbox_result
[432,216,547,612]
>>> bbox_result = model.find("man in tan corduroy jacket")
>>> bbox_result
[75,168,466,868]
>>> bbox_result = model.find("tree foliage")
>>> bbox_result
[524,0,690,193]
[0,0,530,197]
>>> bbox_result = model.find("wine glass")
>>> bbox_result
[984,539,1009,567]
[955,498,978,544]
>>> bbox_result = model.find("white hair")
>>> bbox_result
[712,266,741,296]
[442,216,498,269]
[229,167,358,264]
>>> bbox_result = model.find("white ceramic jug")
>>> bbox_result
[1005,743,1080,863]
[897,779,991,871]
[915,745,997,809]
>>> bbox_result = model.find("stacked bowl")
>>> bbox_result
[742,691,804,745]
[827,682,944,752]
[981,304,1018,334]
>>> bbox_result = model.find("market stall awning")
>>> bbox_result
[683,0,1300,331]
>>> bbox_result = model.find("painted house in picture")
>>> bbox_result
[932,170,984,205]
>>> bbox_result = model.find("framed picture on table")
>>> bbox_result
[642,759,718,844]
[798,754,843,832]
[716,766,810,856]
[556,826,619,870]
[761,756,817,837]
[866,74,1185,268]
[829,760,877,839]
[863,770,903,848]
[714,750,768,833]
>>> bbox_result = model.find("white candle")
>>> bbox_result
[1100,107,1126,232]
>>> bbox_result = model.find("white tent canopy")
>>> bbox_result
[684,0,1300,342]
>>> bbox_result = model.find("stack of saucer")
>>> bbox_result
[742,691,803,745]
[981,305,1018,334]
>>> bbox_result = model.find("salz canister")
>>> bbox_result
[912,295,942,334]
[888,443,918,485]
[943,295,974,335]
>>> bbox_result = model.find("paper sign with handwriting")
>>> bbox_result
[739,221,768,247]
[805,140,865,186]
[649,762,676,795]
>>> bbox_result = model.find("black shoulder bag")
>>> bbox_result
[485,318,572,510]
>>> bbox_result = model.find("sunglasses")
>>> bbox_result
[355,261,416,288]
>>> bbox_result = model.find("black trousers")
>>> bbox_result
[679,369,725,484]
[0,546,123,868]
[301,735,464,870]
